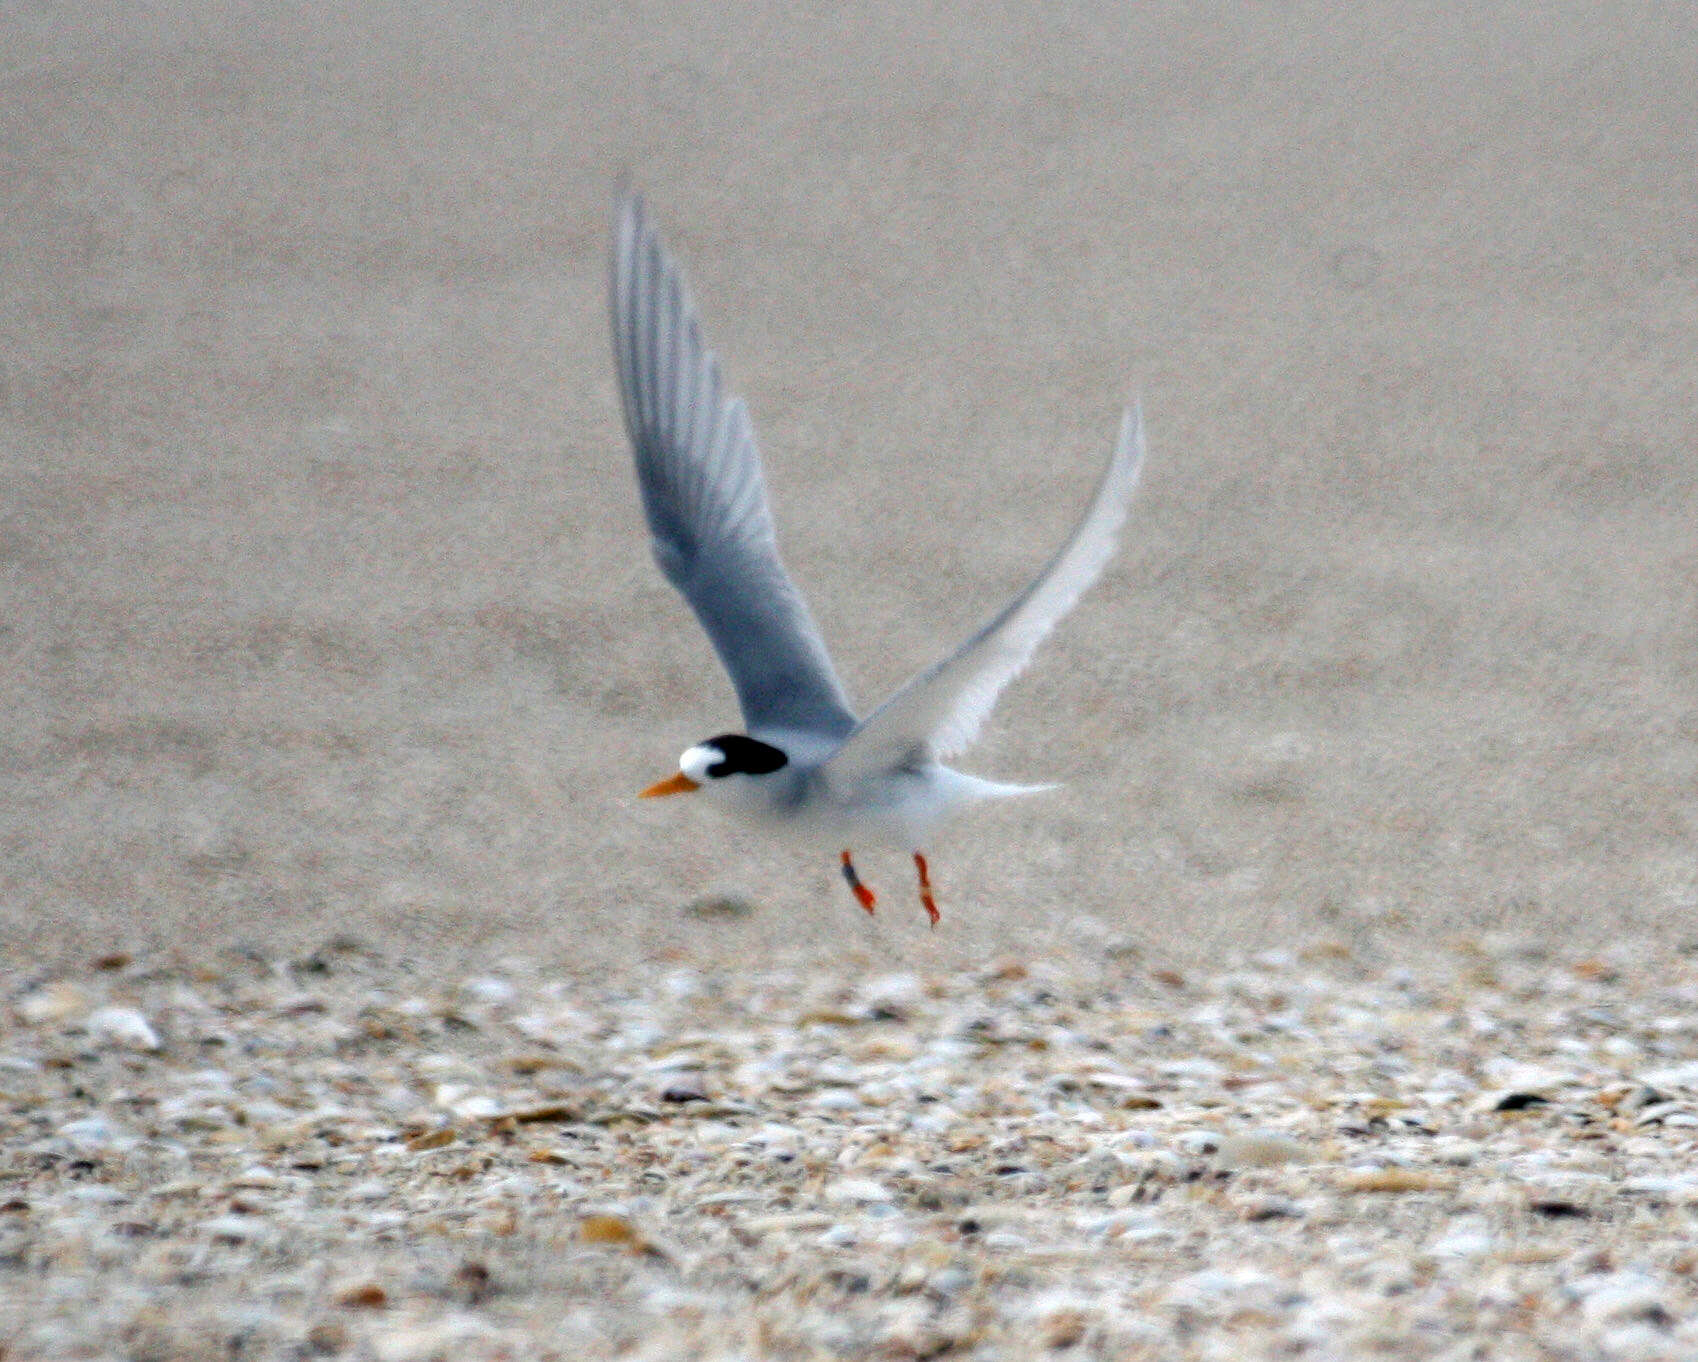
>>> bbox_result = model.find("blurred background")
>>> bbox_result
[2,1,1695,975]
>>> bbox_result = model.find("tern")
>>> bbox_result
[613,194,1145,925]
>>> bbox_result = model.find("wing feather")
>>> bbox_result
[611,195,858,743]
[827,404,1146,775]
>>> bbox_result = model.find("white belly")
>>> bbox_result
[747,764,1036,852]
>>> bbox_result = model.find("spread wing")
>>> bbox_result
[612,194,857,744]
[826,403,1145,777]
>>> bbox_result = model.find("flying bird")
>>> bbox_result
[613,194,1145,925]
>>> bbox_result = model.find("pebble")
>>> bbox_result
[459,977,516,1006]
[57,1115,137,1153]
[202,1214,268,1244]
[3,937,1698,1358]
[1427,1222,1494,1259]
[64,1185,128,1204]
[370,1319,508,1362]
[15,981,90,1024]
[1641,1062,1698,1090]
[1577,1275,1671,1327]
[1215,1131,1312,1169]
[84,1006,162,1051]
[826,1178,892,1205]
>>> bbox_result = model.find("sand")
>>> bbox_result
[2,2,1697,1356]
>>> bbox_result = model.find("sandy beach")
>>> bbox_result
[3,2,1697,1356]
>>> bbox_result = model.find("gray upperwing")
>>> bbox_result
[611,194,858,743]
[826,403,1146,779]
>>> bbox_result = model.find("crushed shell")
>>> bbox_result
[4,936,1698,1358]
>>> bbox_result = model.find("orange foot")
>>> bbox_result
[841,850,877,915]
[913,852,940,928]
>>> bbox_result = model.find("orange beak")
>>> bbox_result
[639,771,701,798]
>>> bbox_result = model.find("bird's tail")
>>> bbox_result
[957,774,1061,801]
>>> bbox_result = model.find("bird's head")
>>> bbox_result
[640,734,790,801]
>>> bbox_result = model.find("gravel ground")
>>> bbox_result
[7,932,1698,1360]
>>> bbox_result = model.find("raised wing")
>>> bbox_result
[612,194,857,744]
[826,404,1145,776]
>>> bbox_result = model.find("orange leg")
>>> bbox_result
[913,852,940,928]
[841,850,877,915]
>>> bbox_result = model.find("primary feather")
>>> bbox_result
[611,195,858,743]
[827,404,1145,777]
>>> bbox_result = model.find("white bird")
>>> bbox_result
[613,194,1146,925]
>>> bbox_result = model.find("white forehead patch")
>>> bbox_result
[679,743,719,782]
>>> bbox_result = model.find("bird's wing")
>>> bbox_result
[825,404,1145,778]
[612,194,858,744]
